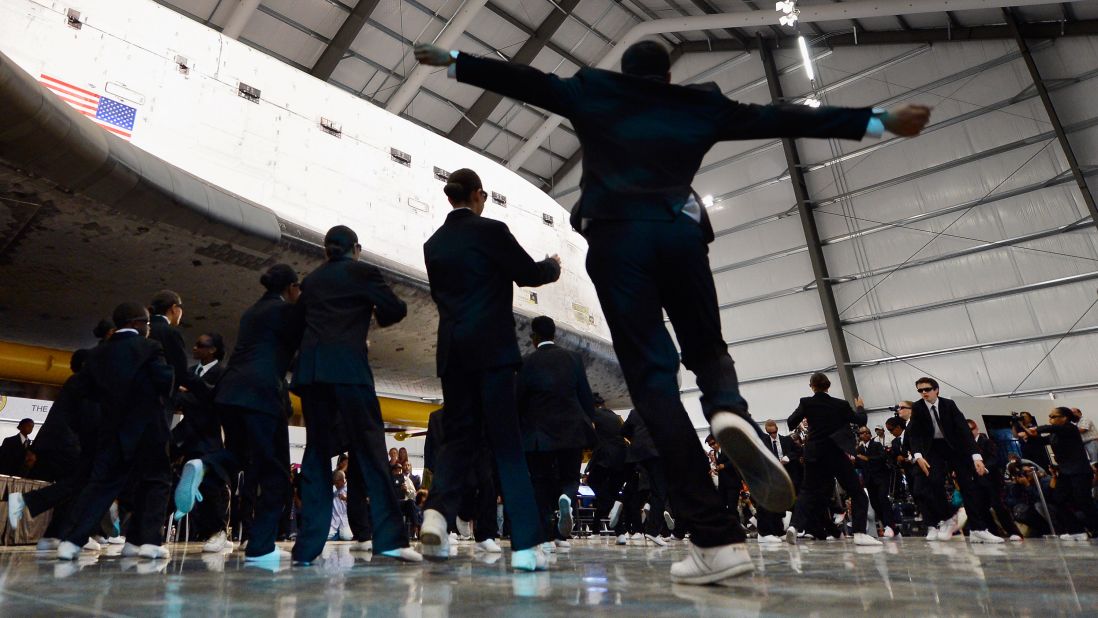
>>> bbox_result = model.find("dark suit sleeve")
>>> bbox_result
[573,353,598,422]
[715,99,873,142]
[908,405,928,458]
[515,361,531,417]
[162,326,188,385]
[147,342,176,397]
[787,401,806,432]
[949,400,979,456]
[852,404,868,427]
[490,222,561,287]
[455,53,582,117]
[621,413,636,440]
[362,265,408,327]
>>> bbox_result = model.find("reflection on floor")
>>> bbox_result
[0,536,1094,616]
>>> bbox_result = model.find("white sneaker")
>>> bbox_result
[854,533,882,546]
[37,538,60,551]
[557,494,573,539]
[7,492,25,529]
[631,532,644,541]
[882,526,895,539]
[511,546,549,572]
[83,538,102,551]
[455,516,473,538]
[56,541,81,561]
[969,529,1004,544]
[138,544,170,559]
[784,527,799,545]
[419,509,450,560]
[553,539,571,549]
[121,542,141,557]
[663,510,676,532]
[475,539,502,553]
[616,534,628,545]
[202,531,233,553]
[1008,534,1023,542]
[540,541,555,553]
[926,526,939,541]
[938,515,959,540]
[349,540,373,552]
[670,542,755,585]
[1059,532,1088,541]
[645,534,668,547]
[710,411,794,512]
[379,547,423,562]
[758,535,783,544]
[107,536,126,545]
[608,501,623,529]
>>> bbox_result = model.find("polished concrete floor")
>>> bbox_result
[0,536,1094,616]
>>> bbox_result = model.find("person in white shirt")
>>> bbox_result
[329,470,352,541]
[1070,408,1098,466]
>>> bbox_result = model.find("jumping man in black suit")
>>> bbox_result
[516,315,598,548]
[907,377,1002,543]
[289,227,421,565]
[420,168,561,572]
[414,37,930,584]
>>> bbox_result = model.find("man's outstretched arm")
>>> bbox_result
[414,44,581,117]
[716,99,930,142]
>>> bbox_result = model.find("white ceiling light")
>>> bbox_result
[701,194,714,207]
[804,97,822,108]
[797,35,814,82]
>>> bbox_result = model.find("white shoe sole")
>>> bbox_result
[671,561,755,585]
[712,413,794,512]
[419,531,449,559]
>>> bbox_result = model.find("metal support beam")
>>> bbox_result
[1006,8,1098,231]
[386,0,489,114]
[448,0,581,144]
[759,40,858,399]
[221,0,261,40]
[310,0,381,80]
[673,19,1098,54]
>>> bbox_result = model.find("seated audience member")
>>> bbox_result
[329,470,352,541]
[1029,408,1098,540]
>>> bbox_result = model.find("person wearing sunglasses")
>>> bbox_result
[907,377,1002,543]
[1025,408,1098,540]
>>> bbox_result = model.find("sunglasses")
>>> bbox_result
[194,342,215,348]
[917,387,936,393]
[1048,414,1063,420]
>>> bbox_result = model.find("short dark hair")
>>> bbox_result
[70,348,88,373]
[324,225,359,259]
[113,302,149,328]
[93,319,114,340]
[201,332,226,361]
[18,418,33,427]
[531,315,556,340]
[809,372,831,390]
[915,377,939,390]
[621,40,670,77]
[260,263,298,293]
[149,290,182,316]
[885,416,906,431]
[443,168,483,204]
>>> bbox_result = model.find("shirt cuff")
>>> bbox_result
[865,117,884,138]
[913,452,923,462]
[446,50,459,79]
[972,453,983,462]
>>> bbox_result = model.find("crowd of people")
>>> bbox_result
[0,36,952,587]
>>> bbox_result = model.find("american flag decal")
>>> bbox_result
[39,74,137,140]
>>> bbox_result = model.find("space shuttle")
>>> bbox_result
[0,0,626,424]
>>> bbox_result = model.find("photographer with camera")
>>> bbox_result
[1013,411,1051,472]
[1027,407,1098,540]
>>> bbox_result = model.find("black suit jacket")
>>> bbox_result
[787,392,866,461]
[1036,423,1092,476]
[856,440,889,479]
[589,405,626,470]
[907,397,978,459]
[763,433,795,462]
[291,257,406,388]
[215,292,297,416]
[424,208,560,376]
[516,343,597,452]
[149,314,188,388]
[173,361,226,457]
[974,433,1001,470]
[76,331,175,457]
[453,53,872,230]
[424,407,445,473]
[0,434,29,475]
[622,410,659,463]
[30,374,86,462]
